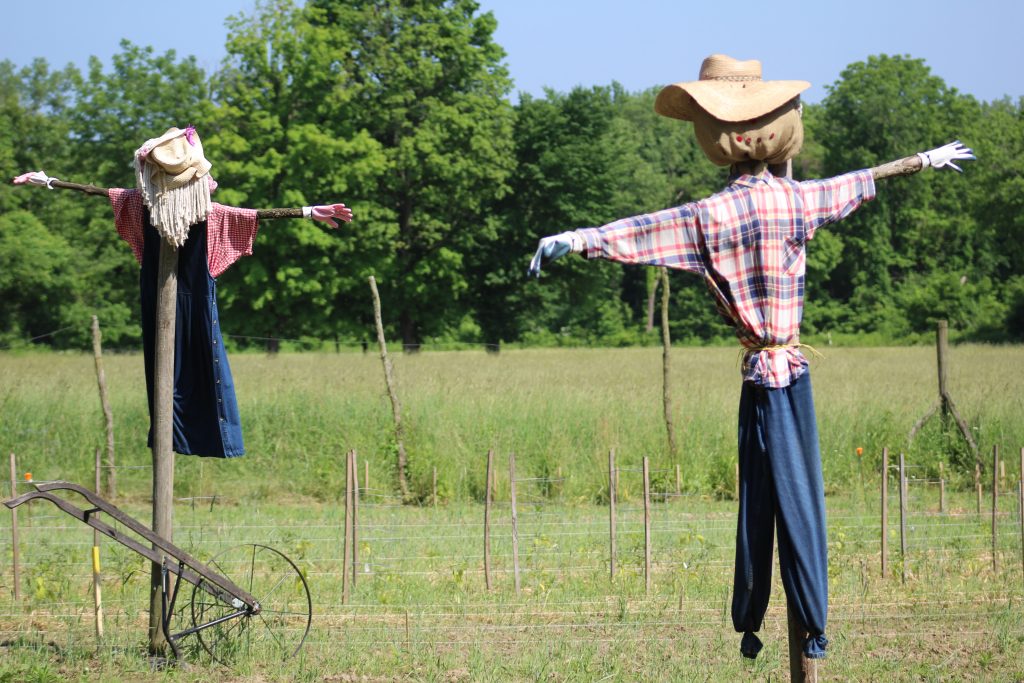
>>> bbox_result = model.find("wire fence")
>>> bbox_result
[2,456,1022,664]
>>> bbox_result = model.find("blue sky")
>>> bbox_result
[2,0,1021,105]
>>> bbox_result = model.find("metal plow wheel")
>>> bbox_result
[191,543,312,665]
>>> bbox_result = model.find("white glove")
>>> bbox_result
[528,231,583,277]
[11,170,59,188]
[917,141,975,173]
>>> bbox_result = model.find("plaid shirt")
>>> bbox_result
[577,169,876,388]
[109,188,259,278]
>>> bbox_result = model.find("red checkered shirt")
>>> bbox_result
[577,169,876,388]
[109,188,260,278]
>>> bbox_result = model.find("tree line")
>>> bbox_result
[2,0,1022,351]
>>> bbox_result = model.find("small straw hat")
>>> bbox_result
[655,54,810,123]
[133,126,213,246]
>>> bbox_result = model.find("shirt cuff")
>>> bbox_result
[575,227,603,259]
[858,169,877,203]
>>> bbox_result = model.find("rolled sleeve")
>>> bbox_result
[576,204,705,274]
[800,169,876,238]
[207,203,259,278]
[109,188,145,265]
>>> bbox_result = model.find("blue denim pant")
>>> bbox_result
[731,370,829,659]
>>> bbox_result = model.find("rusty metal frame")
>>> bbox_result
[4,480,260,652]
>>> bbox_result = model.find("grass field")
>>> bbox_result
[1,346,1023,680]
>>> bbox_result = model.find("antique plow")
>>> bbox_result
[5,481,311,664]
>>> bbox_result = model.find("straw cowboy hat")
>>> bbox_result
[655,54,810,123]
[655,55,810,166]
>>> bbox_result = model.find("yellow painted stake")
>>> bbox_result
[92,545,104,641]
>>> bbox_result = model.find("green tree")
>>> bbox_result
[214,0,515,347]
[818,54,982,338]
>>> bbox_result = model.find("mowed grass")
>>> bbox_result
[1,345,1023,681]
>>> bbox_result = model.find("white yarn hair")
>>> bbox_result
[134,156,211,247]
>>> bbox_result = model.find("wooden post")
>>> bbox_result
[939,463,945,513]
[993,445,999,574]
[1019,477,1023,585]
[148,239,177,655]
[368,276,410,500]
[643,456,652,595]
[509,452,520,594]
[787,606,817,683]
[484,450,493,591]
[909,321,977,456]
[675,463,681,498]
[898,452,907,584]
[660,269,678,457]
[769,157,817,683]
[352,450,359,587]
[609,449,617,581]
[93,448,104,642]
[1000,459,1006,493]
[342,449,353,604]
[91,316,116,499]
[1020,447,1024,583]
[881,448,888,578]
[976,463,983,515]
[9,452,20,601]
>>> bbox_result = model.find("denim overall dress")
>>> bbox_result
[139,212,244,458]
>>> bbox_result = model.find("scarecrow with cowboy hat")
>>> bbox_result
[529,54,974,660]
[12,125,353,459]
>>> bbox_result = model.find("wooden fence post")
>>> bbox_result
[609,449,617,581]
[368,276,410,500]
[484,450,493,591]
[91,316,116,499]
[509,452,521,594]
[352,450,359,587]
[643,456,652,595]
[660,268,678,458]
[342,449,353,604]
[881,448,888,578]
[976,463,982,515]
[9,452,20,601]
[899,453,907,584]
[993,445,999,574]
[938,462,945,514]
[675,463,681,498]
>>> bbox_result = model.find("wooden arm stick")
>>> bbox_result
[871,155,923,181]
[49,179,111,197]
[28,180,307,220]
[255,208,304,220]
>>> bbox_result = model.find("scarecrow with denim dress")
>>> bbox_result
[12,126,353,459]
[529,54,974,660]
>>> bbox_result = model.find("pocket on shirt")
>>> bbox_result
[782,237,806,277]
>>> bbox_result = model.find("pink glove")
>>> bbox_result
[12,170,57,188]
[304,203,353,228]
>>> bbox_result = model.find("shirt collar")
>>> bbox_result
[729,169,775,188]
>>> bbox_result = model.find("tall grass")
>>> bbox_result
[1,344,1022,503]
